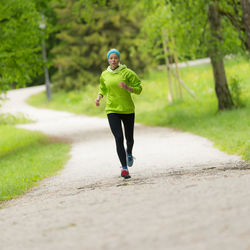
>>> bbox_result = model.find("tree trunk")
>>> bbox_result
[208,1,234,110]
[241,0,250,51]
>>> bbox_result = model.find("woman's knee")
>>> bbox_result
[126,138,134,145]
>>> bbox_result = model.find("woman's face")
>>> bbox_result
[108,53,119,69]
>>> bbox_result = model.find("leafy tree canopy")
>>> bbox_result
[0,0,45,92]
[51,0,149,91]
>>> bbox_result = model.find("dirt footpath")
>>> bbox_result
[0,86,249,250]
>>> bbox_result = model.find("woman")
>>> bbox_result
[95,48,142,178]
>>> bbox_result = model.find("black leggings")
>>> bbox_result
[107,113,135,167]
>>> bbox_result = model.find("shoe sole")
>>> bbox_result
[124,175,131,179]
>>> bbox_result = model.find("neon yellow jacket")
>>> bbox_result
[98,64,142,114]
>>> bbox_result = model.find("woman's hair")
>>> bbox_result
[107,49,120,61]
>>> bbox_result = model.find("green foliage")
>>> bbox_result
[228,75,245,108]
[27,0,60,87]
[140,3,171,64]
[140,0,249,110]
[0,0,248,94]
[217,0,249,51]
[0,112,33,125]
[0,0,44,91]
[140,0,246,65]
[140,0,207,63]
[180,1,243,56]
[51,0,149,91]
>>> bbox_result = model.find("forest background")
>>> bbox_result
[0,0,249,98]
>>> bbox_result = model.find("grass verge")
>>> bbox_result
[27,56,250,160]
[0,112,33,125]
[0,115,71,203]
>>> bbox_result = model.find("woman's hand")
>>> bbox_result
[118,82,133,92]
[118,81,127,89]
[95,94,102,106]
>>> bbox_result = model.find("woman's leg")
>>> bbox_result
[107,113,127,167]
[122,113,135,154]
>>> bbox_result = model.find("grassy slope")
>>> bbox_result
[134,57,250,160]
[0,115,71,202]
[27,56,250,160]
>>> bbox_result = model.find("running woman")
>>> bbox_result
[95,49,142,178]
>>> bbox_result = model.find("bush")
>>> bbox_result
[228,75,245,108]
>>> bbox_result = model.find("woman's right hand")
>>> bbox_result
[95,99,100,106]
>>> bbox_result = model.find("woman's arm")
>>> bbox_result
[95,94,103,106]
[121,69,142,95]
[96,75,106,107]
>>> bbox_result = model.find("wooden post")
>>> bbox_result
[171,37,183,100]
[162,29,174,102]
[169,67,197,100]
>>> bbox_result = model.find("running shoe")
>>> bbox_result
[121,168,130,178]
[126,153,134,167]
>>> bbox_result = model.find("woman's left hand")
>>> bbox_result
[118,82,133,92]
[118,82,127,89]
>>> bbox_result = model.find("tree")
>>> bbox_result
[174,0,239,110]
[50,0,148,91]
[217,0,250,52]
[27,0,59,87]
[142,0,240,110]
[0,0,44,93]
[208,1,234,109]
[241,0,250,51]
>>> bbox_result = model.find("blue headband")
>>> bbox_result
[107,49,120,61]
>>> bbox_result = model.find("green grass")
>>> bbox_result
[0,117,71,202]
[0,112,33,125]
[27,84,106,116]
[27,56,250,160]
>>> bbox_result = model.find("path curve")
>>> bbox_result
[0,86,249,250]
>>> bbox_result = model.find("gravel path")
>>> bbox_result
[0,86,249,250]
